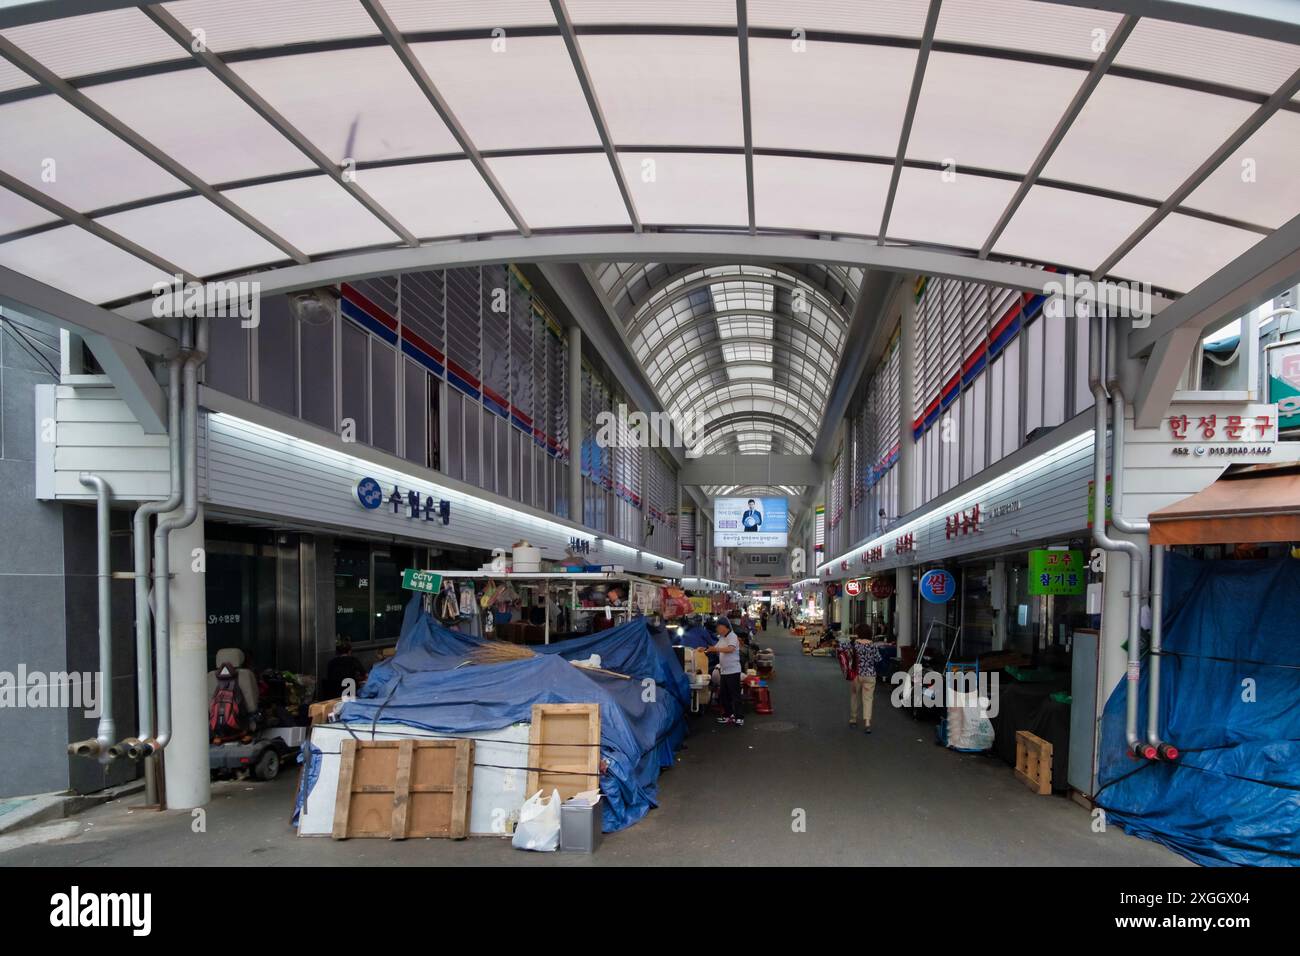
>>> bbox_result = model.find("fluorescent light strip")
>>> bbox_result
[816,430,1096,576]
[208,412,685,575]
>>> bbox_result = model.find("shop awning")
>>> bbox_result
[1148,462,1300,546]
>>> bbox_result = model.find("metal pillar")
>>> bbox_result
[897,278,918,515]
[161,503,209,809]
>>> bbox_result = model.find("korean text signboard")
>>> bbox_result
[1028,549,1084,596]
[919,569,956,604]
[401,569,443,593]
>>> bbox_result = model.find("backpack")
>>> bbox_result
[209,663,245,738]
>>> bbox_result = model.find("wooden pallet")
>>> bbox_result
[332,738,473,839]
[526,703,601,803]
[1015,730,1053,795]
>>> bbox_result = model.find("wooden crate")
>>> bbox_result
[332,738,473,839]
[1014,730,1053,795]
[309,698,342,726]
[526,703,601,803]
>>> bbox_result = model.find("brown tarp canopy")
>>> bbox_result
[1149,462,1300,546]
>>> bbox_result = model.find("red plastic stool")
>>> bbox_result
[752,684,773,715]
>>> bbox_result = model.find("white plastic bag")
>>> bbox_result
[512,789,562,852]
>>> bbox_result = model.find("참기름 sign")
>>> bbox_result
[401,569,443,593]
[1028,549,1084,596]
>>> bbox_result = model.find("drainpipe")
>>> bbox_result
[124,357,182,796]
[67,474,115,760]
[1088,317,1151,760]
[150,318,206,758]
[1147,543,1177,760]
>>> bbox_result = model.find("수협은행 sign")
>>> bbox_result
[1028,549,1084,596]
[401,569,442,593]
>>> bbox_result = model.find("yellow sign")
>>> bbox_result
[689,597,712,615]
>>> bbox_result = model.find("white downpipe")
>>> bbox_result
[1088,317,1148,759]
[151,319,206,756]
[1148,543,1169,753]
[129,357,182,793]
[75,473,115,759]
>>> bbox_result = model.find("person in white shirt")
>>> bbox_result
[708,620,744,726]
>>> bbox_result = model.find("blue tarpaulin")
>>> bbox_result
[1096,553,1300,866]
[338,597,689,832]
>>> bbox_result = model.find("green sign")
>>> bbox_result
[1265,341,1300,432]
[1028,550,1085,596]
[401,569,442,593]
[1086,477,1112,527]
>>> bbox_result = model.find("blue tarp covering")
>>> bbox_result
[678,624,715,648]
[1096,553,1300,866]
[338,597,689,832]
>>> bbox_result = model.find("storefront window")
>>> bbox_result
[334,543,371,648]
[960,563,995,657]
[372,550,406,643]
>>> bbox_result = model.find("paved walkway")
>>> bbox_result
[0,629,1189,866]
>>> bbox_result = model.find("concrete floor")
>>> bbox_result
[0,629,1190,867]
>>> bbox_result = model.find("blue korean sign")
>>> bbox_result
[919,569,957,604]
[355,477,384,510]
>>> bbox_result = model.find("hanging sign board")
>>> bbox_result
[1028,550,1084,596]
[1265,341,1300,432]
[919,569,956,604]
[401,569,442,593]
[689,597,712,615]
[845,579,863,596]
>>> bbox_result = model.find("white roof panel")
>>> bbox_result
[887,166,1019,251]
[162,0,379,53]
[619,152,749,227]
[486,152,629,229]
[747,0,928,38]
[993,185,1152,274]
[754,155,890,237]
[748,38,916,157]
[935,0,1122,62]
[220,175,403,255]
[1115,18,1300,96]
[1,6,184,85]
[357,160,516,239]
[577,34,744,146]
[412,37,599,151]
[1184,112,1300,231]
[1111,213,1264,294]
[0,224,171,304]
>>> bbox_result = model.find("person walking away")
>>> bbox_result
[709,620,744,726]
[849,634,883,734]
[760,609,769,632]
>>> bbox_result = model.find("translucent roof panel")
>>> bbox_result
[993,186,1152,274]
[412,37,600,151]
[907,53,1085,174]
[887,167,1019,251]
[0,7,185,87]
[618,152,749,227]
[748,38,916,157]
[228,47,461,164]
[219,175,404,256]
[1043,76,1254,202]
[746,0,929,37]
[82,67,313,186]
[726,364,775,382]
[486,153,630,229]
[0,187,59,236]
[163,0,380,53]
[354,161,517,239]
[1115,18,1300,96]
[566,0,736,26]
[0,95,186,212]
[754,156,891,237]
[577,35,744,146]
[99,195,286,278]
[935,0,1123,61]
[383,0,557,31]
[1184,113,1300,231]
[0,224,171,304]
[1111,213,1265,295]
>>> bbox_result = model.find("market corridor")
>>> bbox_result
[0,628,1185,867]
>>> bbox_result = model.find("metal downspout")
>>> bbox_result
[1088,317,1149,759]
[151,319,206,757]
[127,357,182,793]
[70,474,115,760]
